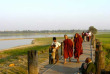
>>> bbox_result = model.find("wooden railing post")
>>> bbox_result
[92,34,95,45]
[92,34,96,48]
[49,47,53,64]
[28,50,39,74]
[96,39,99,44]
[95,42,105,74]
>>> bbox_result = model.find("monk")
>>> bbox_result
[63,35,73,64]
[74,33,83,63]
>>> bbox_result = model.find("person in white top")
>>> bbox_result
[52,37,61,63]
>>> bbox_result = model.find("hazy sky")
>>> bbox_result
[0,0,110,31]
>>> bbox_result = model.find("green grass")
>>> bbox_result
[3,45,50,56]
[0,36,64,73]
[96,34,110,71]
[0,37,64,63]
[34,37,64,45]
[96,34,110,38]
[0,45,50,63]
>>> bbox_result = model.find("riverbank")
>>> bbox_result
[0,37,63,74]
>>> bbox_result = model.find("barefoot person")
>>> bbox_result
[63,35,73,64]
[74,33,83,63]
[52,37,61,63]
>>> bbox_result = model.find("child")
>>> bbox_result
[49,45,56,64]
[52,37,61,63]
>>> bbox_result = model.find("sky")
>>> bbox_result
[0,0,110,31]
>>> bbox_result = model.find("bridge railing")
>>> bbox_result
[91,34,110,74]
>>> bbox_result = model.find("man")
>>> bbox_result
[52,37,61,63]
[79,58,88,74]
[86,57,96,74]
[84,32,87,42]
[88,31,92,42]
[63,35,73,64]
[74,33,83,63]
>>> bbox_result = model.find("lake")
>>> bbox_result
[0,34,74,50]
[0,39,33,50]
[0,34,73,39]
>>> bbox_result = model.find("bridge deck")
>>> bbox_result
[40,42,95,74]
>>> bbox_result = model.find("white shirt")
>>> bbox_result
[52,42,61,48]
[89,32,92,36]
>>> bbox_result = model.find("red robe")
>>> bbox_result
[74,34,83,59]
[63,39,73,59]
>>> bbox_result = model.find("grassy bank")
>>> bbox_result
[0,45,50,63]
[0,37,63,74]
[96,34,110,71]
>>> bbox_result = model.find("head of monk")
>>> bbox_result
[75,33,78,38]
[64,35,68,39]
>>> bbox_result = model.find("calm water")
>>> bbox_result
[0,39,33,50]
[0,34,73,39]
[0,34,73,50]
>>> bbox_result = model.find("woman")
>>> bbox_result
[74,33,83,63]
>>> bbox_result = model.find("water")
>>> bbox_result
[0,34,73,39]
[0,34,74,50]
[0,39,33,50]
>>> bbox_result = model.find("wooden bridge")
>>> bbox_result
[39,41,95,74]
[28,35,106,74]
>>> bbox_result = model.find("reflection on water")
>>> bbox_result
[0,34,73,39]
[0,39,33,50]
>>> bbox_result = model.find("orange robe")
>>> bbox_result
[74,34,83,58]
[63,39,73,59]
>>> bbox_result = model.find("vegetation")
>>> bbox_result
[0,30,92,36]
[0,37,63,74]
[89,26,97,34]
[96,34,110,71]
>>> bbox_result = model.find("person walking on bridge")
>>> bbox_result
[63,35,73,64]
[74,33,83,63]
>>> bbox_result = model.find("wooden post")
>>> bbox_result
[92,34,95,45]
[49,47,53,64]
[93,39,96,48]
[91,34,93,45]
[61,42,64,56]
[99,42,102,51]
[92,34,96,48]
[96,39,99,44]
[95,42,105,74]
[28,50,39,74]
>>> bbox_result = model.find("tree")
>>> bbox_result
[89,26,97,34]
